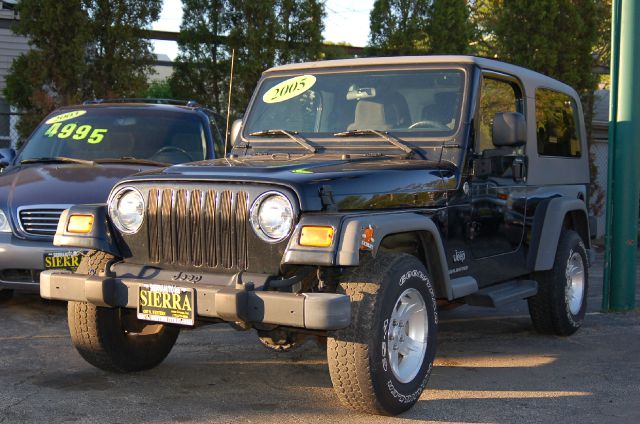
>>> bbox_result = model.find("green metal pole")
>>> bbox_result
[603,0,640,311]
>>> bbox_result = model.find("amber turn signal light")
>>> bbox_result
[67,215,94,234]
[299,226,334,247]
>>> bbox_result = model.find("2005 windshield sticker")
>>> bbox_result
[262,75,316,104]
[43,111,108,144]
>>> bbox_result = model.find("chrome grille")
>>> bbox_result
[18,208,65,237]
[147,188,249,270]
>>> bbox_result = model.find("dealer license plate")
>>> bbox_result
[43,251,85,271]
[137,284,195,326]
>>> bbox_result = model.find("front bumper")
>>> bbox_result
[0,233,80,291]
[40,270,351,330]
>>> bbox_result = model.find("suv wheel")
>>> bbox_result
[528,230,588,336]
[0,289,13,302]
[327,252,438,415]
[67,250,180,372]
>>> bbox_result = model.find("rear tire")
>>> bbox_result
[528,230,588,336]
[0,289,13,302]
[327,252,438,415]
[68,250,179,372]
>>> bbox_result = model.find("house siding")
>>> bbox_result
[0,17,29,93]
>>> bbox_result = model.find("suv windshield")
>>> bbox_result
[18,108,207,164]
[244,69,465,143]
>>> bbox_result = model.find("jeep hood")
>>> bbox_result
[122,156,457,211]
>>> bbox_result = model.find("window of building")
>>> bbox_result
[535,89,581,157]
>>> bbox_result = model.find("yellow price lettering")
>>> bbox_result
[44,122,62,138]
[43,123,108,144]
[72,125,92,140]
[88,128,107,144]
[58,123,77,138]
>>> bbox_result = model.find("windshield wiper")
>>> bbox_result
[249,129,317,153]
[20,156,96,166]
[95,157,171,166]
[333,129,423,158]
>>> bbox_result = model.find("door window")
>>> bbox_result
[478,77,523,153]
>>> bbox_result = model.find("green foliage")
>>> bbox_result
[368,0,473,55]
[368,0,430,55]
[490,0,599,95]
[321,42,360,60]
[83,0,162,98]
[427,0,473,54]
[144,79,174,99]
[3,0,162,140]
[4,0,89,140]
[172,0,325,118]
[170,0,228,110]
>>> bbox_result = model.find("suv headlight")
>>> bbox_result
[0,210,11,232]
[250,192,294,242]
[108,187,145,234]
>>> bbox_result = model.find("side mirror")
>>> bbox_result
[492,112,526,147]
[0,148,16,168]
[230,119,243,148]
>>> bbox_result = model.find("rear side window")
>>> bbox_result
[536,89,581,157]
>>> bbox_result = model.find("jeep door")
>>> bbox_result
[467,71,529,284]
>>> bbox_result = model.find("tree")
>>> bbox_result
[173,0,325,116]
[3,0,162,140]
[4,0,90,139]
[427,0,474,54]
[83,0,162,98]
[145,79,174,99]
[277,0,325,64]
[368,0,430,55]
[170,0,229,110]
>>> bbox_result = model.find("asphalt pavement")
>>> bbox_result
[0,249,638,424]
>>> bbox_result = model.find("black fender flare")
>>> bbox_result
[528,198,590,271]
[54,204,122,257]
[335,212,454,299]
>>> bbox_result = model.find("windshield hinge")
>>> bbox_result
[319,185,337,212]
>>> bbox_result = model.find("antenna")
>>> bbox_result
[224,49,235,158]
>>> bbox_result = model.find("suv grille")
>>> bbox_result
[147,188,249,270]
[19,208,65,237]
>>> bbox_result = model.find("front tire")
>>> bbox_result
[68,250,180,372]
[327,252,438,415]
[528,230,588,336]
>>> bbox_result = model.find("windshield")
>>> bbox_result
[18,108,207,164]
[244,69,465,142]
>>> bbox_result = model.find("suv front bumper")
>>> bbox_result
[0,233,80,291]
[40,270,351,330]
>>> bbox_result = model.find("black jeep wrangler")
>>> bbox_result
[41,56,593,416]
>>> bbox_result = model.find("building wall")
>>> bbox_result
[0,10,28,93]
[0,9,29,148]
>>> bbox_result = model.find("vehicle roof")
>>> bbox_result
[57,103,206,114]
[264,55,578,99]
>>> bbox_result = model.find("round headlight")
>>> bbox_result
[250,192,294,242]
[109,187,144,234]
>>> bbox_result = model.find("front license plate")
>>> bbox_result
[43,251,85,271]
[137,285,195,326]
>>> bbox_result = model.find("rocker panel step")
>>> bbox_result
[464,279,538,308]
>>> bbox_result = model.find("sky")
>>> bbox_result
[152,0,374,60]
